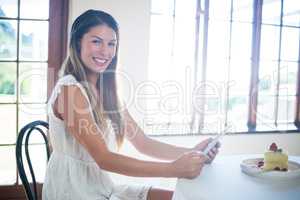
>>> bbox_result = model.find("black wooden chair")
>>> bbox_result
[16,120,50,200]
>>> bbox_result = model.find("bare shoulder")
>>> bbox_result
[53,84,109,159]
[54,84,90,124]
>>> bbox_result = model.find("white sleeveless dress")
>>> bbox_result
[42,74,150,200]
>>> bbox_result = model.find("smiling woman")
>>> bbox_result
[43,9,220,200]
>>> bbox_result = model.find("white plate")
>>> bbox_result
[240,158,300,180]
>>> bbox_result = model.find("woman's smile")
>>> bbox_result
[92,56,109,67]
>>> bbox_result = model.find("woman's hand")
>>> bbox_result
[171,151,208,179]
[193,138,220,164]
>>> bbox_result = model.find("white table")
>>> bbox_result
[172,155,300,200]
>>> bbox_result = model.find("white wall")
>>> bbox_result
[68,0,300,156]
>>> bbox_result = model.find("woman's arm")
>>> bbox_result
[122,109,192,160]
[54,85,206,178]
[123,109,219,161]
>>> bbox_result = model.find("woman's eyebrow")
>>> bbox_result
[91,35,117,42]
[91,35,103,40]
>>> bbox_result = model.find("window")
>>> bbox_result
[0,0,68,196]
[146,0,300,135]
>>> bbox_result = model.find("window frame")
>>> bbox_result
[147,0,300,136]
[247,0,300,131]
[0,0,68,198]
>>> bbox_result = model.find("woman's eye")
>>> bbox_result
[108,42,116,47]
[92,40,101,44]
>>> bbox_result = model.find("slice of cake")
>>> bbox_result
[262,143,288,171]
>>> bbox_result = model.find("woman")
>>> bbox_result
[43,9,219,200]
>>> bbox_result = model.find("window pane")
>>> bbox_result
[19,62,47,103]
[204,97,223,118]
[19,20,48,61]
[18,104,47,144]
[20,0,49,19]
[281,27,299,62]
[275,123,298,131]
[151,0,174,15]
[231,22,252,60]
[172,3,195,108]
[0,19,17,60]
[203,115,225,134]
[173,15,195,70]
[259,61,278,95]
[256,123,277,131]
[277,95,296,123]
[206,59,228,83]
[173,0,196,72]
[0,0,18,18]
[195,81,226,118]
[262,0,281,25]
[232,0,253,22]
[0,105,16,144]
[0,146,16,185]
[207,21,230,59]
[175,0,196,18]
[260,25,280,61]
[283,0,300,27]
[227,95,248,131]
[257,95,276,123]
[0,62,16,103]
[160,83,183,116]
[257,122,298,132]
[229,59,251,95]
[137,81,160,115]
[278,62,298,96]
[209,0,232,21]
[148,15,173,81]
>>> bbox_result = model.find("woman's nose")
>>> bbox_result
[98,43,110,56]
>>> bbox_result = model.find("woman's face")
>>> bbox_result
[80,24,117,74]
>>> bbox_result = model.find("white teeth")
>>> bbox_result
[94,57,106,64]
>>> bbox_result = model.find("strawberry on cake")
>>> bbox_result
[258,143,288,171]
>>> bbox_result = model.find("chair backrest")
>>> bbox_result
[16,120,50,200]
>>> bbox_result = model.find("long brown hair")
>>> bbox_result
[59,9,124,148]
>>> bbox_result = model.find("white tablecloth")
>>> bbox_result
[172,155,300,200]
